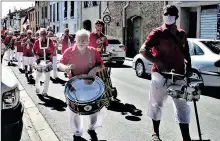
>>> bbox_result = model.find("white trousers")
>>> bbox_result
[17,52,24,69]
[7,49,14,61]
[67,108,102,136]
[147,72,190,123]
[23,57,35,66]
[35,71,51,94]
[14,46,17,59]
[52,56,58,78]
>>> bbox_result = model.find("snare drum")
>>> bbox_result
[64,75,108,115]
[35,60,53,72]
[167,84,201,101]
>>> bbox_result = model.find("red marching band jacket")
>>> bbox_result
[21,37,35,57]
[15,36,24,52]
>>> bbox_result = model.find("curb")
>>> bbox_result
[7,66,60,141]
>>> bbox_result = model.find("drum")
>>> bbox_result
[35,60,53,72]
[64,75,108,115]
[167,83,201,101]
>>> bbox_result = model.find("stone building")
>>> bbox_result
[106,1,164,58]
[35,1,49,30]
[28,7,36,32]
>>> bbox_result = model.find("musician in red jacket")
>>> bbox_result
[15,32,26,73]
[3,31,16,66]
[60,28,74,54]
[21,30,36,82]
[35,30,40,40]
[47,31,59,81]
[33,28,56,96]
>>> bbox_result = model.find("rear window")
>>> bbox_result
[108,39,121,44]
[200,41,220,55]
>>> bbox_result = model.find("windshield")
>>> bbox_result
[108,39,121,44]
[200,41,220,55]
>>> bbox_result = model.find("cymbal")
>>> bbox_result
[161,71,185,77]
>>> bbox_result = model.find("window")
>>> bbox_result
[42,7,44,18]
[36,11,37,24]
[64,1,67,18]
[200,41,220,55]
[53,25,55,31]
[193,43,204,55]
[108,39,121,44]
[64,24,68,28]
[57,26,59,32]
[57,3,59,21]
[70,1,74,17]
[188,41,195,56]
[53,4,55,22]
[45,6,47,18]
[50,5,52,22]
[84,1,88,8]
[93,1,98,6]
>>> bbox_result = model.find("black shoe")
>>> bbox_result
[8,62,12,66]
[64,73,68,78]
[73,135,87,141]
[88,130,98,141]
[19,68,25,73]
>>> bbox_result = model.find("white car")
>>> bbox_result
[106,36,126,66]
[2,66,24,140]
[132,38,220,86]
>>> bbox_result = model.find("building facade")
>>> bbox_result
[28,7,36,33]
[35,1,49,31]
[47,1,79,33]
[170,1,220,39]
[79,1,107,32]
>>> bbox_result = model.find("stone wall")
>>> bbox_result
[106,1,164,44]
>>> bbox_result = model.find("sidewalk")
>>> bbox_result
[5,66,60,141]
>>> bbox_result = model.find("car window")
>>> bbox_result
[108,39,121,44]
[188,41,195,56]
[200,41,220,55]
[193,43,204,55]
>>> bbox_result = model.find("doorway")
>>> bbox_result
[83,20,92,32]
[188,11,197,38]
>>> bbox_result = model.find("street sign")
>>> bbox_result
[103,7,111,15]
[103,15,111,24]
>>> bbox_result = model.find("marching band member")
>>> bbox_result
[13,31,19,62]
[89,19,108,53]
[21,30,36,82]
[47,31,59,81]
[35,30,40,40]
[60,28,74,54]
[15,32,26,73]
[60,28,75,77]
[139,5,192,141]
[33,28,56,96]
[3,31,15,66]
[59,29,104,141]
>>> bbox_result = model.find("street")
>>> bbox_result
[3,57,220,141]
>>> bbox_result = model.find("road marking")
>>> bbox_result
[8,67,60,141]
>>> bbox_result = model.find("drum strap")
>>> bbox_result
[88,50,93,69]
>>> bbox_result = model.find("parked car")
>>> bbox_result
[1,66,24,141]
[106,36,126,66]
[132,38,220,86]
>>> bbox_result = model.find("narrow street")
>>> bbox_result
[4,58,220,141]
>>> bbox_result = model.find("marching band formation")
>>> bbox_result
[1,5,205,141]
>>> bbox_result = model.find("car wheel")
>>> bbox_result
[135,60,145,77]
[116,61,124,66]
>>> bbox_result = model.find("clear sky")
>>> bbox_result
[2,2,35,18]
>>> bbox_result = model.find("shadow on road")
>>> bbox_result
[50,77,67,85]
[139,74,151,80]
[107,101,142,121]
[202,86,220,100]
[37,94,67,111]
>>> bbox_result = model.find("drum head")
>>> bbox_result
[65,76,105,103]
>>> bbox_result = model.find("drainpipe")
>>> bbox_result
[99,1,101,19]
[122,1,129,46]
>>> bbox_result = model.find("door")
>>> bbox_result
[188,12,197,38]
[133,17,141,56]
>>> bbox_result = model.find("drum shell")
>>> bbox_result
[35,61,53,72]
[64,76,107,115]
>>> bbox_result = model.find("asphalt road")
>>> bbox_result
[9,60,220,141]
